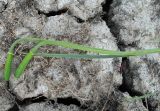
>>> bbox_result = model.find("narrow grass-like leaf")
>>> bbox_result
[27,40,160,57]
[4,36,44,81]
[15,39,160,79]
[125,92,157,101]
[4,52,14,81]
[15,51,34,78]
[5,37,160,80]
[35,53,119,59]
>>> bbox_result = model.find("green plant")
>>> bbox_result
[4,36,160,81]
[125,92,157,102]
[3,37,114,80]
[4,37,43,81]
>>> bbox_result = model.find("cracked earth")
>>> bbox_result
[0,0,160,111]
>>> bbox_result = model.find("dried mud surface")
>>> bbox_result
[0,0,160,111]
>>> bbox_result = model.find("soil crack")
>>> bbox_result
[38,8,68,17]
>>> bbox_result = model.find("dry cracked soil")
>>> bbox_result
[0,0,160,111]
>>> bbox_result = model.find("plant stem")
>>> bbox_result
[5,37,160,80]
[35,53,118,59]
[4,36,44,81]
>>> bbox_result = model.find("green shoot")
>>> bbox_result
[4,52,14,81]
[35,53,116,59]
[15,52,116,78]
[4,36,45,81]
[15,39,122,78]
[4,37,160,80]
[15,51,34,78]
[125,92,157,102]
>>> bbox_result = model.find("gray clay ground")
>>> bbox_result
[0,0,160,111]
